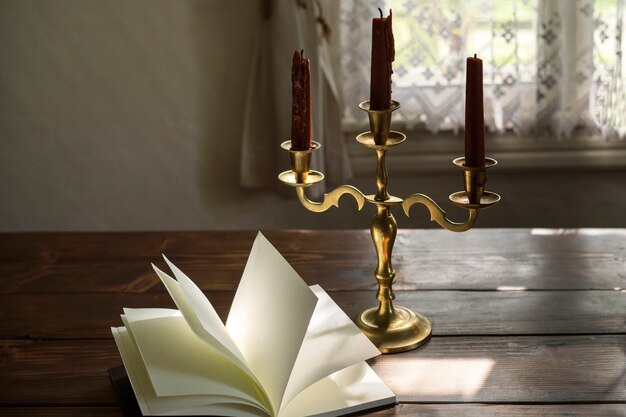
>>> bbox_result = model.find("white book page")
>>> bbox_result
[112,326,150,415]
[122,308,265,410]
[226,232,318,416]
[279,362,396,417]
[111,326,269,417]
[152,264,249,372]
[163,403,271,417]
[279,285,382,411]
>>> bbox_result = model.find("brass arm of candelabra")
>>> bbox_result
[278,100,500,354]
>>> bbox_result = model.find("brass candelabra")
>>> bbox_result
[278,100,500,353]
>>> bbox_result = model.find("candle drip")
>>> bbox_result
[291,49,312,151]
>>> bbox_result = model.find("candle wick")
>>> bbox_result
[378,7,383,18]
[301,49,304,58]
[474,53,477,58]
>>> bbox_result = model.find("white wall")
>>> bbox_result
[0,0,304,231]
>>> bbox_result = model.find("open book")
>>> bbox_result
[111,232,395,416]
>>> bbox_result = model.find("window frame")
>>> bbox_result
[346,127,626,176]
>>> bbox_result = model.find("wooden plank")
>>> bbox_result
[0,339,120,406]
[1,230,625,293]
[3,404,625,417]
[1,229,624,261]
[2,290,625,339]
[2,336,624,405]
[372,404,626,416]
[2,407,124,417]
[371,335,626,403]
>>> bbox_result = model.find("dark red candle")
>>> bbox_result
[291,49,312,151]
[464,54,485,167]
[369,9,395,110]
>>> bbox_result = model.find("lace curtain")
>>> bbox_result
[340,0,625,139]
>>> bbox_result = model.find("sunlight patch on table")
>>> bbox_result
[531,228,626,236]
[391,358,494,400]
[497,286,527,291]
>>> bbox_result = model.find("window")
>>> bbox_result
[340,0,625,140]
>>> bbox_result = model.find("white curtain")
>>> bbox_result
[240,0,351,190]
[340,0,626,140]
[592,0,625,138]
[537,0,595,138]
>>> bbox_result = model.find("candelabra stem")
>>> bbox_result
[375,150,390,201]
[356,203,432,353]
[371,204,396,324]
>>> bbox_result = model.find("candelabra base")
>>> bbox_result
[355,305,432,354]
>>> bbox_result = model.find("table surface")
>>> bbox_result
[1,229,625,416]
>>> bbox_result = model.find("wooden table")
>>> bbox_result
[1,229,625,416]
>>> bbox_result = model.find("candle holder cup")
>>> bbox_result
[359,100,400,145]
[278,141,324,186]
[449,157,500,208]
[278,100,500,353]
